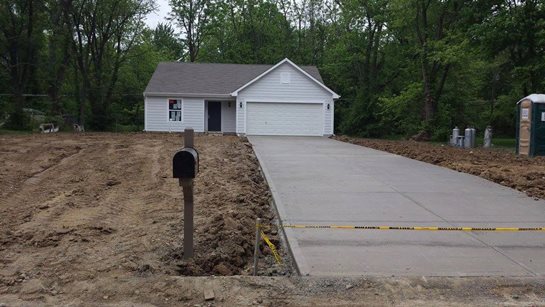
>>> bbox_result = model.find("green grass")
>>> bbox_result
[471,137,516,149]
[112,124,144,133]
[490,138,516,148]
[420,136,516,152]
[0,129,33,135]
[347,133,517,150]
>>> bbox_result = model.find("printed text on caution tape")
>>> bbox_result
[281,225,545,231]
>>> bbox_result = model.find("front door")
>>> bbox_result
[208,101,222,132]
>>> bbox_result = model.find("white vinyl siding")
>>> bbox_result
[144,61,336,135]
[183,98,205,131]
[238,62,331,101]
[221,101,236,133]
[246,102,323,136]
[236,62,334,135]
[324,100,334,135]
[236,98,245,134]
[144,96,204,132]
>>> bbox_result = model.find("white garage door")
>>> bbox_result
[246,102,323,136]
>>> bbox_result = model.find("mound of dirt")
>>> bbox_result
[161,136,286,276]
[0,133,288,302]
[335,135,545,200]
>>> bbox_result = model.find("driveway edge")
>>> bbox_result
[250,139,311,276]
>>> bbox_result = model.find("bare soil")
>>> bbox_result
[1,133,544,306]
[0,133,285,301]
[335,135,545,200]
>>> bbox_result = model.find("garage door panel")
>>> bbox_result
[247,102,323,136]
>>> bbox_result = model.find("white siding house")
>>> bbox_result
[143,58,339,136]
[234,61,335,136]
[144,97,205,132]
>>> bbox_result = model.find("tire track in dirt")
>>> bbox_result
[23,146,84,186]
[0,137,83,200]
[0,133,285,303]
[2,134,545,305]
[148,142,164,185]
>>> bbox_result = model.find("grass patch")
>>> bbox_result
[0,129,33,135]
[490,138,516,148]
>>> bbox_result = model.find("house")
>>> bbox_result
[143,58,340,136]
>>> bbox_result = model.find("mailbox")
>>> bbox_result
[173,147,199,179]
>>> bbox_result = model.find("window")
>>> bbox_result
[169,99,182,121]
[280,72,291,84]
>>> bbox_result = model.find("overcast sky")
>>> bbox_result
[145,0,170,29]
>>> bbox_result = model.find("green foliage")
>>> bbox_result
[4,109,31,130]
[0,0,46,129]
[152,23,182,60]
[378,82,424,137]
[198,0,294,64]
[1,0,543,136]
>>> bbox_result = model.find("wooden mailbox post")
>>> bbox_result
[172,128,199,259]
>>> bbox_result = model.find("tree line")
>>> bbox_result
[1,0,544,138]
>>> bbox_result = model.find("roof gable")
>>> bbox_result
[144,61,325,97]
[231,58,340,99]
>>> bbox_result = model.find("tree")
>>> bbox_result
[476,0,545,96]
[198,0,296,64]
[114,28,176,130]
[169,0,213,62]
[152,23,182,60]
[0,0,44,129]
[1,0,540,136]
[44,0,73,115]
[409,0,464,137]
[70,0,154,129]
[325,0,401,136]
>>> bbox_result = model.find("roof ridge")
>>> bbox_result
[159,61,318,68]
[145,60,325,95]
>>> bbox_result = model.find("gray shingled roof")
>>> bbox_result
[144,62,324,95]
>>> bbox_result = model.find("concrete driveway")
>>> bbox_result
[249,136,545,277]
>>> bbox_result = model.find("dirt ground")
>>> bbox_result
[1,133,545,306]
[335,135,545,200]
[0,133,286,303]
[2,275,545,306]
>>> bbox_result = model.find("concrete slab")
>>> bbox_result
[249,136,545,277]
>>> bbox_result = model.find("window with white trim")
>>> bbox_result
[280,72,291,83]
[169,99,182,121]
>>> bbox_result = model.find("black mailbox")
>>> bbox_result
[173,147,199,179]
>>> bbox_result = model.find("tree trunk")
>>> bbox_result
[9,93,26,130]
[74,68,85,127]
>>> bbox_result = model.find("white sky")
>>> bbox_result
[145,0,171,29]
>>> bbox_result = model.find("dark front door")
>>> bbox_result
[208,101,221,132]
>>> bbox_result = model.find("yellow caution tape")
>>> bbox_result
[281,224,545,232]
[256,223,272,230]
[253,223,544,267]
[260,230,282,264]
